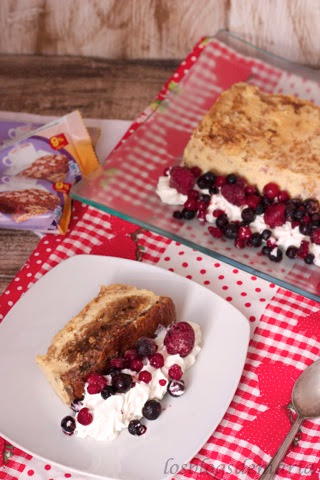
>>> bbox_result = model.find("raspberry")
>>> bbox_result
[109,357,127,369]
[311,228,320,245]
[278,190,290,203]
[208,226,223,238]
[138,370,152,384]
[149,353,165,368]
[235,237,245,249]
[164,322,195,357]
[246,194,261,209]
[263,182,280,200]
[169,166,195,194]
[213,209,225,217]
[215,175,226,187]
[298,240,309,259]
[221,183,245,206]
[264,203,286,228]
[184,198,198,210]
[87,373,107,389]
[124,349,138,361]
[77,408,93,426]
[168,364,183,380]
[87,383,104,394]
[130,358,143,372]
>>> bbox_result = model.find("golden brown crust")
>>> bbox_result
[183,83,320,200]
[36,284,176,404]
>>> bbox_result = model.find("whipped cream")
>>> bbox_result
[75,322,201,441]
[156,175,320,267]
[156,175,188,205]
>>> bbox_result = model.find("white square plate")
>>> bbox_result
[0,255,249,480]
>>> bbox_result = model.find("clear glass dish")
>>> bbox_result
[71,30,320,302]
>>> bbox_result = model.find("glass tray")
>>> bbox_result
[71,30,320,302]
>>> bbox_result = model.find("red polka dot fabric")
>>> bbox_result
[2,36,320,480]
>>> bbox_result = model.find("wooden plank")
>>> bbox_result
[0,56,178,294]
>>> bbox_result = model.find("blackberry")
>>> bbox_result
[223,223,238,239]
[286,246,299,259]
[241,207,256,224]
[173,210,183,219]
[182,208,196,220]
[304,253,315,264]
[293,207,306,220]
[261,229,272,241]
[142,400,162,420]
[226,173,238,184]
[216,213,229,229]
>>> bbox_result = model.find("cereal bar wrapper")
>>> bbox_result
[0,111,99,233]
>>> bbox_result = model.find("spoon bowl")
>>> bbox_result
[260,358,320,480]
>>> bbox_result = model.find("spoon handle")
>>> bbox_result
[259,417,302,480]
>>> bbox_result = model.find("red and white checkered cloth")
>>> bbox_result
[1,36,320,480]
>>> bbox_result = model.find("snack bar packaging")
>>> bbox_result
[0,111,99,234]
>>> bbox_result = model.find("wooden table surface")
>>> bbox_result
[0,55,179,294]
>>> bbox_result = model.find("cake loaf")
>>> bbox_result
[0,188,60,221]
[20,153,69,183]
[183,83,320,201]
[36,284,176,405]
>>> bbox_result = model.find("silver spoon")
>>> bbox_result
[260,358,320,480]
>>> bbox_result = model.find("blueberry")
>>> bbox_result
[216,213,229,229]
[293,207,306,220]
[101,385,116,400]
[107,367,121,377]
[261,197,273,207]
[268,248,283,262]
[250,232,262,247]
[262,245,271,256]
[61,415,76,436]
[304,198,319,215]
[128,419,147,436]
[182,208,196,220]
[310,220,320,230]
[226,174,237,184]
[223,223,238,239]
[285,205,296,221]
[112,373,132,393]
[254,203,264,216]
[173,210,183,219]
[261,229,272,241]
[304,253,315,264]
[136,337,157,357]
[142,400,162,420]
[299,222,311,235]
[241,207,256,224]
[209,186,219,195]
[70,397,84,412]
[196,172,215,189]
[286,246,299,259]
[199,193,210,203]
[168,379,185,397]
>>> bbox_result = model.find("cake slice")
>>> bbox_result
[183,82,320,201]
[36,284,176,405]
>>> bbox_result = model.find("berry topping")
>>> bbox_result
[221,183,245,206]
[304,198,320,215]
[264,203,286,228]
[109,357,127,369]
[101,385,116,400]
[183,198,198,210]
[130,358,143,372]
[255,203,265,215]
[277,190,290,203]
[261,229,272,240]
[173,210,183,219]
[168,364,183,380]
[61,415,76,435]
[216,213,229,229]
[246,194,261,209]
[199,193,211,203]
[87,373,107,388]
[182,208,196,220]
[169,166,195,194]
[209,185,219,194]
[311,228,320,245]
[244,185,256,196]
[215,175,226,187]
[87,383,104,395]
[112,373,133,393]
[208,226,223,238]
[304,253,315,264]
[226,173,238,184]
[268,248,283,262]
[136,337,157,357]
[70,397,84,412]
[263,182,280,200]
[196,172,216,189]
[107,367,121,377]
[168,379,185,397]
[238,225,252,241]
[213,208,225,217]
[138,370,152,384]
[223,223,239,239]
[128,419,147,436]
[142,400,162,420]
[149,352,165,368]
[234,237,245,249]
[164,322,195,357]
[241,207,256,224]
[190,166,202,178]
[77,407,93,426]
[124,349,138,361]
[298,241,310,259]
[286,246,299,259]
[262,245,272,256]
